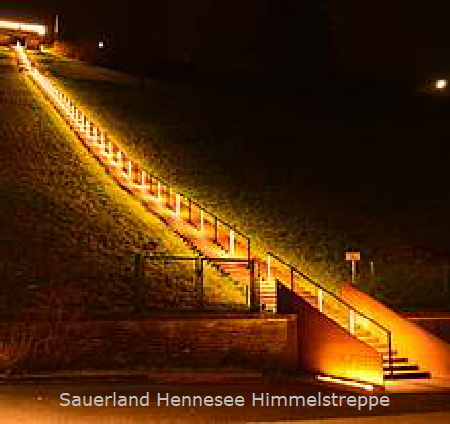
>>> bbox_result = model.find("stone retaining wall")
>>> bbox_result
[0,313,297,372]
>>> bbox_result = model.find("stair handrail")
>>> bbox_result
[22,49,250,264]
[267,252,390,331]
[268,252,394,379]
[21,47,393,379]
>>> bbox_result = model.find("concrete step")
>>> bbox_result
[383,364,420,372]
[384,371,431,380]
[383,357,409,364]
[378,349,398,355]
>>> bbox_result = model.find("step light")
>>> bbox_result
[316,375,375,391]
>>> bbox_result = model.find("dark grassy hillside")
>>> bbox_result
[33,50,450,311]
[0,48,243,319]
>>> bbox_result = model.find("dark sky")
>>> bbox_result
[329,1,450,81]
[4,1,450,82]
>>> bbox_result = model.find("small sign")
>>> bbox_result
[346,252,361,261]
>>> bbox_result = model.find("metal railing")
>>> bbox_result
[21,50,251,264]
[267,252,393,379]
[16,46,393,379]
[134,254,253,311]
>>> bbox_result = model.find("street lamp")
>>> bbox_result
[98,41,104,49]
[436,79,447,90]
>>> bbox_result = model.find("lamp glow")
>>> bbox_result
[436,79,447,90]
[0,20,46,36]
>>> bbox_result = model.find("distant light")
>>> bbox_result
[0,20,46,36]
[436,79,447,90]
[98,41,104,49]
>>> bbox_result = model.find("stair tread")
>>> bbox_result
[383,357,409,363]
[383,365,420,371]
[384,371,431,380]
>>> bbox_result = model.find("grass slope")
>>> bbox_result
[32,49,450,311]
[0,48,244,318]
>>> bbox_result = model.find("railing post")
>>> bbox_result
[229,229,235,256]
[249,259,259,312]
[267,254,271,283]
[197,258,204,309]
[157,181,162,200]
[247,237,251,263]
[290,266,294,291]
[349,309,355,335]
[127,160,132,179]
[116,151,122,167]
[148,175,153,195]
[289,266,296,311]
[388,331,394,380]
[169,188,174,210]
[99,131,105,149]
[318,288,323,313]
[188,198,192,224]
[141,170,146,187]
[214,217,218,244]
[175,194,181,216]
[200,209,204,233]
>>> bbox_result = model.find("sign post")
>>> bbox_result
[345,252,361,285]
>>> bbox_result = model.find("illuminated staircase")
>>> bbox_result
[355,328,431,381]
[15,45,445,386]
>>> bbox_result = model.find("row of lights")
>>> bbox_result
[16,44,284,313]
[17,45,368,321]
[15,45,388,390]
[16,44,376,328]
[0,20,46,36]
[15,43,240,261]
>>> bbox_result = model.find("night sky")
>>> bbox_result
[5,1,450,82]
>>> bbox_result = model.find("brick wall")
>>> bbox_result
[0,313,297,372]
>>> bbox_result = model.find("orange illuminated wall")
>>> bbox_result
[341,284,450,380]
[296,297,384,386]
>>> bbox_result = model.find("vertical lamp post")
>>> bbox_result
[369,260,375,292]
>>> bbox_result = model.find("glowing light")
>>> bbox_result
[229,229,235,256]
[316,375,374,391]
[175,194,181,216]
[127,160,132,178]
[318,288,323,313]
[200,209,204,233]
[157,182,162,200]
[349,309,356,335]
[436,79,447,90]
[98,41,104,48]
[0,20,46,36]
